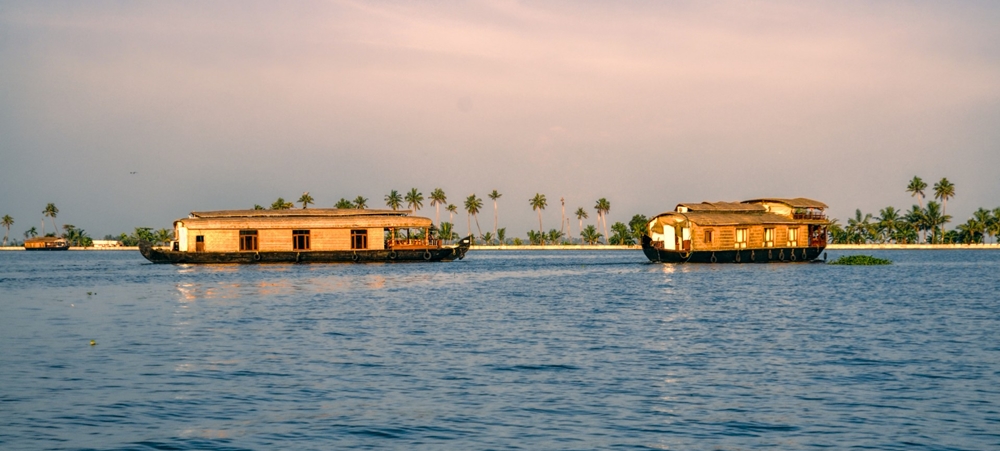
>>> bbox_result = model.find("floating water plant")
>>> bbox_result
[827,255,892,265]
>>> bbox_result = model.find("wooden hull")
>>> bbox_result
[24,245,70,251]
[138,237,472,264]
[641,236,825,263]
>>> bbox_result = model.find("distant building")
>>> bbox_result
[91,239,123,248]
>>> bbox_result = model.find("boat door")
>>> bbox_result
[660,225,676,250]
[681,227,691,251]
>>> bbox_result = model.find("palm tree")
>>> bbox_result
[988,208,1000,244]
[271,197,293,210]
[609,221,633,245]
[497,227,507,245]
[581,225,602,245]
[924,201,950,243]
[560,197,566,236]
[846,209,873,244]
[488,190,502,243]
[527,230,542,245]
[594,198,610,244]
[335,198,354,209]
[906,176,927,208]
[2,215,13,246]
[385,190,403,210]
[905,205,928,243]
[629,214,649,244]
[933,178,956,217]
[530,193,547,244]
[876,206,901,244]
[25,226,38,239]
[43,203,59,234]
[253,204,264,210]
[430,188,447,225]
[970,208,992,244]
[575,207,588,240]
[546,229,564,244]
[439,222,455,244]
[297,192,314,209]
[405,188,424,212]
[446,204,458,223]
[353,196,368,209]
[155,228,174,246]
[464,194,483,238]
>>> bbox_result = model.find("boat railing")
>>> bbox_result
[386,239,441,248]
[809,237,827,247]
[793,212,827,220]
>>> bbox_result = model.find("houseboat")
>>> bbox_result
[24,236,70,251]
[139,209,471,264]
[641,198,829,263]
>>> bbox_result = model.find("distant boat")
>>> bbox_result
[641,198,829,263]
[139,208,471,264]
[24,236,70,251]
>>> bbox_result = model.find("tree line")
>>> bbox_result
[829,176,999,244]
[252,189,645,245]
[7,178,994,248]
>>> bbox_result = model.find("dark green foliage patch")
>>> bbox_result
[828,255,893,265]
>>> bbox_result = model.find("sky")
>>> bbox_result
[2,0,999,239]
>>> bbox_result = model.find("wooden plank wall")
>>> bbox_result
[188,227,390,252]
[691,225,805,251]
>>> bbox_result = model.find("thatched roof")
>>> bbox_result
[675,212,805,226]
[742,198,828,209]
[676,202,766,212]
[190,209,411,218]
[25,236,68,244]
[179,209,431,230]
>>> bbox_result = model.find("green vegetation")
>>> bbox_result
[43,203,58,235]
[429,188,447,226]
[405,188,423,212]
[529,193,547,244]
[464,194,483,239]
[2,214,13,246]
[488,190,502,244]
[385,190,402,210]
[297,192,314,209]
[828,255,893,265]
[270,197,293,210]
[830,176,998,244]
[594,198,610,244]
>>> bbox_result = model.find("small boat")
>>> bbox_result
[139,209,471,264]
[642,198,829,263]
[24,236,70,251]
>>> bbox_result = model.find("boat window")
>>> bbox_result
[787,227,799,247]
[704,229,714,244]
[293,230,310,250]
[763,227,774,248]
[351,229,368,250]
[735,228,748,249]
[239,230,258,251]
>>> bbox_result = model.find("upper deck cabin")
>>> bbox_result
[648,198,829,252]
[171,209,439,253]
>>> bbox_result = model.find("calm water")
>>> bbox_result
[1,250,999,450]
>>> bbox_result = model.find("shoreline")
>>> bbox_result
[2,244,999,252]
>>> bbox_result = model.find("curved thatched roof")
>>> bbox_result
[676,202,766,212]
[652,211,805,227]
[190,209,411,218]
[179,209,431,229]
[742,198,828,209]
